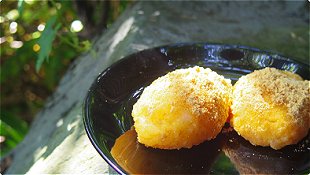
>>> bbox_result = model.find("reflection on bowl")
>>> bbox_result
[111,129,223,174]
[223,131,310,174]
[111,127,310,174]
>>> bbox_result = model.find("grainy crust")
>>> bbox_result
[132,66,232,149]
[231,67,310,150]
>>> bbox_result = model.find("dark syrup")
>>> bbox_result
[111,127,309,174]
[110,90,310,174]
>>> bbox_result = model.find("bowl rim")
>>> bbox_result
[83,42,309,174]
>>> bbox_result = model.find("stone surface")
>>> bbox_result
[6,1,308,174]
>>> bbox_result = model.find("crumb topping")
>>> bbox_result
[233,67,310,125]
[132,66,232,149]
[163,66,232,116]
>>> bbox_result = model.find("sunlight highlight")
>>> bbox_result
[33,44,40,52]
[56,119,64,127]
[25,0,35,5]
[33,145,48,161]
[70,20,83,33]
[0,37,6,44]
[32,31,41,39]
[9,21,18,33]
[37,24,45,31]
[0,16,4,23]
[108,17,134,54]
[6,9,19,20]
[10,41,23,48]
[66,117,79,131]
[0,136,5,143]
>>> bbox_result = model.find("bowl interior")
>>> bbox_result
[84,43,309,174]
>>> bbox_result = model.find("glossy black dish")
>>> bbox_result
[83,43,310,174]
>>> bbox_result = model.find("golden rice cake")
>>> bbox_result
[132,66,232,149]
[231,67,310,150]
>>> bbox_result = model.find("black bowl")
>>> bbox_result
[83,43,310,174]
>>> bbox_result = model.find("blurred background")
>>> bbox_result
[0,0,133,158]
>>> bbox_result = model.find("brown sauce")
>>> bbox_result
[111,127,309,174]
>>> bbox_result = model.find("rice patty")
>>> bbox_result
[231,67,310,150]
[132,66,232,149]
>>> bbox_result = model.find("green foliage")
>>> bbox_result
[17,0,24,15]
[36,16,61,72]
[1,111,28,156]
[0,0,132,159]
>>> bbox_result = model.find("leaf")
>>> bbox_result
[17,0,24,16]
[36,16,61,72]
[1,111,28,139]
[0,111,29,157]
[79,40,92,52]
